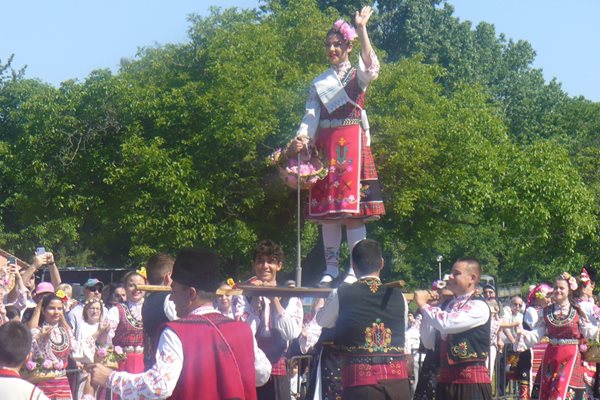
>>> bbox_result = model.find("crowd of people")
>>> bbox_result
[3,245,600,400]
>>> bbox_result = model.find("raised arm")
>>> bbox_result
[355,6,375,67]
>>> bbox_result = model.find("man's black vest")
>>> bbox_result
[142,291,170,369]
[446,295,491,365]
[334,279,405,354]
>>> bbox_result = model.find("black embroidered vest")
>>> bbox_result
[334,279,405,354]
[446,295,491,365]
[142,291,169,369]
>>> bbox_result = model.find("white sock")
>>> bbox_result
[346,223,367,278]
[322,223,342,279]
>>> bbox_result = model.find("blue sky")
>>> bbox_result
[1,0,599,101]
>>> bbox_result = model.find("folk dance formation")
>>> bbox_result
[2,5,600,400]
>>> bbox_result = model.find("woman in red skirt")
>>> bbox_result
[515,273,598,400]
[290,6,384,286]
[106,271,146,374]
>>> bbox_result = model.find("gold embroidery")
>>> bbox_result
[360,277,381,293]
[364,319,392,353]
[450,340,478,359]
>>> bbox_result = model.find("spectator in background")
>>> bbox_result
[102,283,126,309]
[216,282,235,319]
[55,283,77,314]
[67,278,107,333]
[21,282,55,323]
[7,250,62,321]
[486,299,502,382]
[0,321,50,400]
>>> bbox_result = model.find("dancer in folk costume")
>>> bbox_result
[519,283,553,400]
[515,273,599,400]
[290,6,384,286]
[27,294,79,400]
[316,239,409,400]
[88,248,271,400]
[414,258,493,400]
[576,268,600,396]
[106,271,146,374]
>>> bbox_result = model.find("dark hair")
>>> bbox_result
[146,253,175,285]
[584,264,597,283]
[171,248,225,301]
[325,29,350,44]
[352,239,383,275]
[253,240,285,264]
[455,257,482,278]
[0,322,32,367]
[102,283,125,307]
[554,275,587,320]
[5,305,20,320]
[39,294,63,326]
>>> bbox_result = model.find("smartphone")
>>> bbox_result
[8,256,16,265]
[35,247,46,256]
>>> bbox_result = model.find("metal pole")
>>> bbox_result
[295,152,303,287]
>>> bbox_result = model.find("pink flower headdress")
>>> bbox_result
[333,19,357,42]
[580,267,591,287]
[526,283,552,307]
[560,272,578,291]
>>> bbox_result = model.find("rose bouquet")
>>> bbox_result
[21,358,66,383]
[267,137,328,190]
[95,346,126,369]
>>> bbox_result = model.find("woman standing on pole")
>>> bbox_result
[290,5,385,286]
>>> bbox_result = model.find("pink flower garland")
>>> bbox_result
[333,19,357,42]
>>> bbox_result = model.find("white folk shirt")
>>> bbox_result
[419,291,490,351]
[240,295,303,342]
[107,306,271,400]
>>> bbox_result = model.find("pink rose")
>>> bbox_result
[96,347,107,358]
[25,361,36,371]
[114,346,123,355]
[53,360,64,370]
[42,359,53,369]
[580,344,588,353]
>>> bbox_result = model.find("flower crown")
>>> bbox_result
[84,298,104,307]
[560,272,578,291]
[332,19,357,42]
